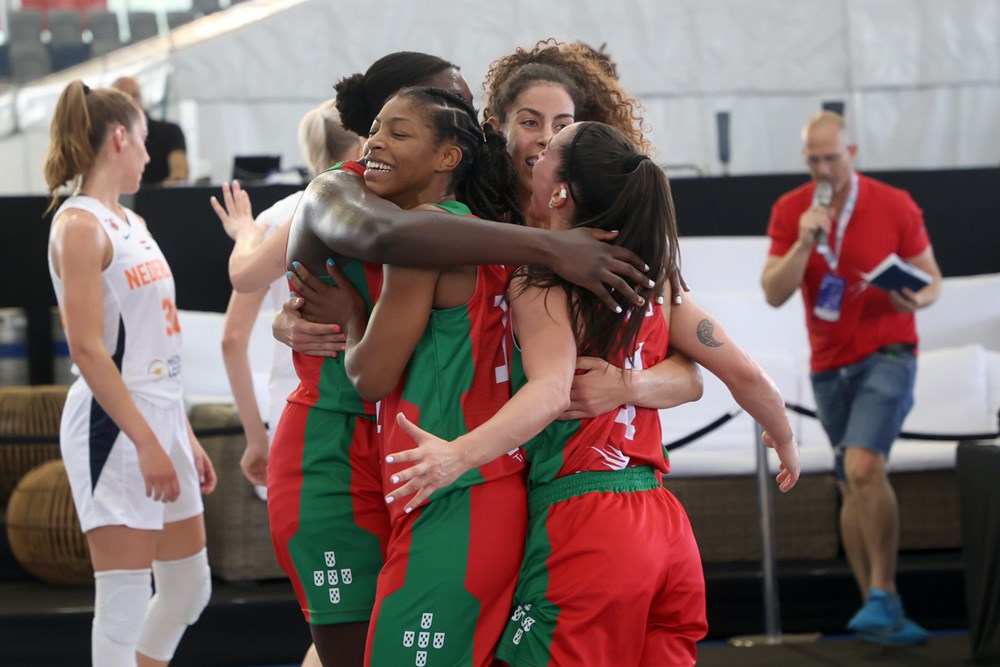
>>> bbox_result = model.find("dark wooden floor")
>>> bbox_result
[0,548,974,666]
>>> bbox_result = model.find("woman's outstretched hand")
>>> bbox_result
[549,228,653,312]
[762,430,800,492]
[272,296,346,357]
[384,413,471,513]
[210,180,256,240]
[287,259,366,326]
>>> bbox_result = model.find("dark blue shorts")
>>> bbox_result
[811,346,917,480]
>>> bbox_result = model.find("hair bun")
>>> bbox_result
[334,73,373,136]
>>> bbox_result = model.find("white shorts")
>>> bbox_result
[60,381,204,533]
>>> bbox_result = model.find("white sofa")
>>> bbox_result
[661,237,1000,560]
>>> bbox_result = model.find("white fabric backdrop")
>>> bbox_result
[1,0,998,194]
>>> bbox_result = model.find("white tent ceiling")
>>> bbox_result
[1,0,998,194]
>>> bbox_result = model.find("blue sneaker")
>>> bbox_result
[847,589,901,634]
[859,617,931,646]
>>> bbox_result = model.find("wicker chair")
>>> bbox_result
[0,386,68,505]
[189,403,285,581]
[6,459,92,585]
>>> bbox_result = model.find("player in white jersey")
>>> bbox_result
[44,80,215,667]
[219,100,360,502]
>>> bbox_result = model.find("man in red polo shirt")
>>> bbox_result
[761,111,942,645]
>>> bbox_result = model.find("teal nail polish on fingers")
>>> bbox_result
[285,271,292,280]
[291,260,299,269]
[327,258,335,266]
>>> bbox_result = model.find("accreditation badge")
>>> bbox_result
[814,272,847,322]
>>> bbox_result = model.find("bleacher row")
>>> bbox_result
[0,1,248,84]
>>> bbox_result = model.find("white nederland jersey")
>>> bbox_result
[48,195,183,406]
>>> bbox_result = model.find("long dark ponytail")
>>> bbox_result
[515,122,679,360]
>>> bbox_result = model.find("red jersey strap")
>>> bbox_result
[339,160,366,177]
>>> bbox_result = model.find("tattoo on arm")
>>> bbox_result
[696,319,724,348]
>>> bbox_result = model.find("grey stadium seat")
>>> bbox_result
[193,0,222,16]
[48,10,89,71]
[89,38,122,59]
[10,41,52,82]
[48,10,85,45]
[127,11,160,43]
[8,9,44,44]
[86,10,121,42]
[166,11,196,30]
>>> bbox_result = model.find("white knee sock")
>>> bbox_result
[92,568,153,667]
[136,548,212,661]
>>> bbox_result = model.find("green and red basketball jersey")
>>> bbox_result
[379,200,524,523]
[285,161,383,417]
[267,160,389,625]
[513,301,671,487]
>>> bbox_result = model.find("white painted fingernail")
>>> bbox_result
[647,279,655,288]
[385,455,394,463]
[615,306,623,314]
[657,295,664,305]
[391,475,399,484]
[644,263,650,271]
[385,496,394,504]
[405,506,413,514]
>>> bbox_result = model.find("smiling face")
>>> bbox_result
[363,95,457,210]
[494,81,576,211]
[528,122,579,230]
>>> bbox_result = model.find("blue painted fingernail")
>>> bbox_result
[289,291,296,297]
[327,258,335,266]
[292,261,299,269]
[285,271,292,279]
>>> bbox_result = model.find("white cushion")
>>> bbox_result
[178,309,272,411]
[916,273,1000,352]
[904,344,992,435]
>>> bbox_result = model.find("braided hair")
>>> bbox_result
[393,86,522,225]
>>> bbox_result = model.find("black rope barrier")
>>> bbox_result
[665,408,743,451]
[3,405,997,447]
[784,402,1000,441]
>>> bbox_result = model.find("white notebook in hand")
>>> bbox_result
[861,253,932,293]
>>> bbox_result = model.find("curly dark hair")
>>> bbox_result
[482,38,649,154]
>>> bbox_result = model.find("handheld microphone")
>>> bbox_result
[814,179,833,250]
